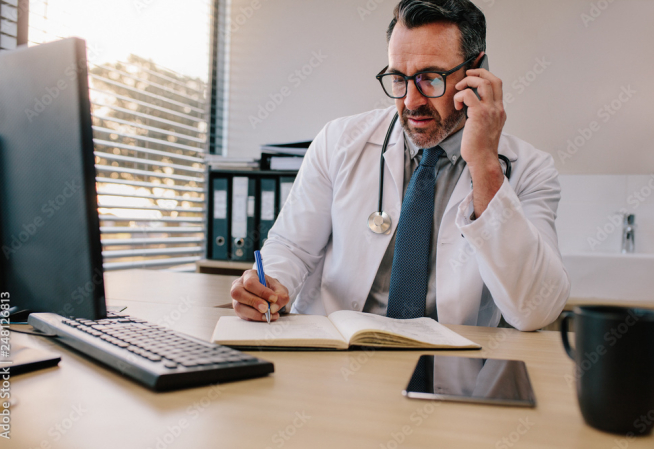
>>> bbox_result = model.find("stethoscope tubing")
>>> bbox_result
[378,112,400,213]
[370,111,512,233]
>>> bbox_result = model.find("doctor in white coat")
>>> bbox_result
[231,0,570,331]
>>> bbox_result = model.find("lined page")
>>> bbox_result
[328,311,481,349]
[212,315,349,349]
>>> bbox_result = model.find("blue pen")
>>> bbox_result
[254,250,271,324]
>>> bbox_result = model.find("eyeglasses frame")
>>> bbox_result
[376,54,477,99]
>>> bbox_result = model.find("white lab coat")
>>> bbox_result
[260,106,570,331]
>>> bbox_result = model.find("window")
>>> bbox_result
[26,0,219,271]
[0,0,28,51]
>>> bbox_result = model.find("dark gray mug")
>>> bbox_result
[560,306,654,435]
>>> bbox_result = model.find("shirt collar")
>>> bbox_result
[404,128,463,165]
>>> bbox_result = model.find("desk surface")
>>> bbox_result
[11,270,653,448]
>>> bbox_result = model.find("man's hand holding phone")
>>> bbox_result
[453,53,507,217]
[231,270,290,322]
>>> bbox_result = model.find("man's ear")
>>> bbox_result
[472,52,485,69]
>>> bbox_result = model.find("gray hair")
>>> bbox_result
[387,0,486,65]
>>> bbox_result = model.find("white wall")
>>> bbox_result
[225,0,654,175]
[557,174,654,254]
[225,0,395,158]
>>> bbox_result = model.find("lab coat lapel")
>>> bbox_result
[381,127,405,202]
[443,165,471,219]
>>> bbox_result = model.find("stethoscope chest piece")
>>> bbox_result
[368,211,392,234]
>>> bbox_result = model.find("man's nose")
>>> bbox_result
[404,79,428,110]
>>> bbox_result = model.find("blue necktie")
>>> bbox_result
[386,146,445,319]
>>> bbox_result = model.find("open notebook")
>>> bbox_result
[212,311,481,350]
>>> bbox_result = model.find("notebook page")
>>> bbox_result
[212,314,348,349]
[328,310,481,349]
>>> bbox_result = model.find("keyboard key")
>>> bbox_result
[180,360,200,368]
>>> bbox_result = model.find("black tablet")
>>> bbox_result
[403,355,536,407]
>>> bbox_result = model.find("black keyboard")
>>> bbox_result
[28,312,274,391]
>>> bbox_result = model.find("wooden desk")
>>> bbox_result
[567,296,654,311]
[10,270,653,448]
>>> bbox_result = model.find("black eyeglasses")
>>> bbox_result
[376,55,476,99]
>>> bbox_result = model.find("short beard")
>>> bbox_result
[400,104,464,149]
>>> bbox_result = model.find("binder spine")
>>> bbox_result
[207,170,299,262]
[211,177,229,260]
[259,178,277,248]
[231,177,256,261]
[245,178,256,260]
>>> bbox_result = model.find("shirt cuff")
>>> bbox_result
[455,177,518,232]
[456,189,477,227]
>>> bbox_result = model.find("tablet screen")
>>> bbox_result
[403,355,536,407]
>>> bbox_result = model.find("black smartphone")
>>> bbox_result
[463,54,489,118]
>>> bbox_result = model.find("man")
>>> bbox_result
[230,0,570,331]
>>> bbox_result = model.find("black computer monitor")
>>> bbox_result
[0,37,106,320]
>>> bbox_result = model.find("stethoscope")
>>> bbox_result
[367,112,513,234]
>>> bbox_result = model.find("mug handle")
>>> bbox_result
[560,311,576,361]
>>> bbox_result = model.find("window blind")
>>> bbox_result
[0,0,28,51]
[90,56,208,271]
[26,0,215,271]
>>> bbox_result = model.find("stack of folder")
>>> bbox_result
[208,141,311,261]
[259,141,310,171]
[210,171,298,262]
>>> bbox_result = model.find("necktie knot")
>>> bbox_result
[419,146,445,168]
